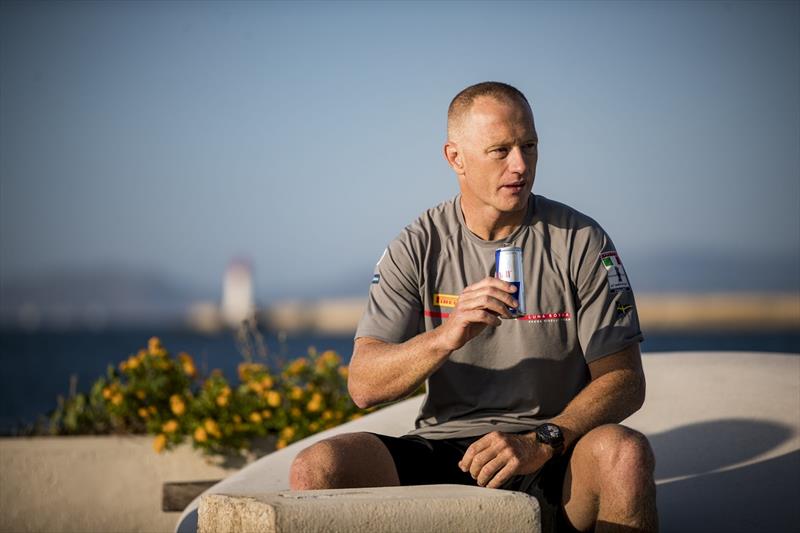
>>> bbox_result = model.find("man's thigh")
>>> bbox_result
[368,433,477,486]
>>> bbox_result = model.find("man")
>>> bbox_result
[290,82,658,532]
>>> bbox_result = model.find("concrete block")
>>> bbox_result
[198,484,541,533]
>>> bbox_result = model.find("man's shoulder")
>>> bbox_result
[395,195,461,244]
[533,195,603,231]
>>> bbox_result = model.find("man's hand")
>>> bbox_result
[458,431,552,489]
[435,277,518,352]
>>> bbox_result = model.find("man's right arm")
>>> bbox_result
[348,277,518,409]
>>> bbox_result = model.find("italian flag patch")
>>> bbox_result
[600,251,631,292]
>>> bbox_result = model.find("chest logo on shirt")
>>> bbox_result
[433,293,459,308]
[600,251,631,292]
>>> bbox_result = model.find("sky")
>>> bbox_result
[1,0,798,302]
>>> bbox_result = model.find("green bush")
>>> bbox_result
[44,337,374,456]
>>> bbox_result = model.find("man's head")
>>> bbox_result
[444,82,538,220]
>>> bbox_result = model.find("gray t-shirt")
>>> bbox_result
[355,194,643,439]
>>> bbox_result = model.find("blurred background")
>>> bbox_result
[1,0,798,433]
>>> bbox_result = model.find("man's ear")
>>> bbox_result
[444,141,464,173]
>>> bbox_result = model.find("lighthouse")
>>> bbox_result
[221,258,255,328]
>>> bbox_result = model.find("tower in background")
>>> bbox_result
[221,258,255,328]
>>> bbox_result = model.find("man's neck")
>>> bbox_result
[459,196,527,241]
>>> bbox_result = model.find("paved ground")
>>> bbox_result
[176,351,800,533]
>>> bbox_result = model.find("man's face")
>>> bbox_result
[448,96,538,216]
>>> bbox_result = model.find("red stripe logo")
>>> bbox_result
[424,311,571,321]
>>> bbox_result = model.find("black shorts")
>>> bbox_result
[369,432,576,533]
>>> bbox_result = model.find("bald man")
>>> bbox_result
[290,82,658,533]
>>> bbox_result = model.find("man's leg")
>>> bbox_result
[561,424,658,533]
[289,432,400,490]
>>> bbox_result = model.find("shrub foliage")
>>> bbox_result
[46,337,372,455]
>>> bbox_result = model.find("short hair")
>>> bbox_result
[447,81,531,139]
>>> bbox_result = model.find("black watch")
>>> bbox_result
[534,423,565,455]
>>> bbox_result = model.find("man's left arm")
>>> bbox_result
[459,342,645,488]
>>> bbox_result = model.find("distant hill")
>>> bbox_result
[0,268,209,330]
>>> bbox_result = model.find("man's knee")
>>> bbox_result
[580,424,656,487]
[290,437,341,490]
[289,432,398,490]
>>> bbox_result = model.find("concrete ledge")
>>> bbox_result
[198,485,541,533]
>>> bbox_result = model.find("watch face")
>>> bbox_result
[537,424,563,446]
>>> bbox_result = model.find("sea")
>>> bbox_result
[1,328,798,434]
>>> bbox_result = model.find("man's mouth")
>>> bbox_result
[501,181,526,193]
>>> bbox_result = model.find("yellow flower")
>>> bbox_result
[111,393,124,406]
[238,362,266,382]
[350,413,363,420]
[170,395,186,416]
[280,426,296,441]
[321,350,340,364]
[316,350,341,371]
[286,358,309,376]
[276,439,287,450]
[248,381,264,395]
[338,366,349,379]
[118,361,128,372]
[179,353,196,378]
[260,376,274,389]
[261,410,272,419]
[308,422,319,432]
[126,356,140,370]
[162,419,179,433]
[204,418,221,438]
[193,427,208,443]
[148,405,157,414]
[102,387,112,400]
[135,389,146,400]
[306,393,324,413]
[266,391,281,408]
[290,407,302,419]
[216,394,229,407]
[321,410,333,421]
[148,336,163,355]
[152,434,167,453]
[137,407,149,419]
[249,412,263,424]
[137,349,147,360]
[233,414,242,424]
[289,386,304,401]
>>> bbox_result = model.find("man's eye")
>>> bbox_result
[491,148,509,157]
[523,143,538,153]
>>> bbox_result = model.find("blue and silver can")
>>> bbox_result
[495,246,525,317]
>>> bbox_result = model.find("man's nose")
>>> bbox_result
[508,146,527,175]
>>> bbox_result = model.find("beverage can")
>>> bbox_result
[494,246,525,317]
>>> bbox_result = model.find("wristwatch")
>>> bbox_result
[534,423,565,455]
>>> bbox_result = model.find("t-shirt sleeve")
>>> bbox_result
[573,228,643,363]
[355,231,423,344]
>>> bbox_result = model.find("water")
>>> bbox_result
[1,328,798,434]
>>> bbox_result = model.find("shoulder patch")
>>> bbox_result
[600,251,631,292]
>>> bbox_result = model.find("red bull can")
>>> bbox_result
[495,246,525,317]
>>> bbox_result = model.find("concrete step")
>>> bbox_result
[198,485,541,533]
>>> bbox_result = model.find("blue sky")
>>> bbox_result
[1,1,798,300]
